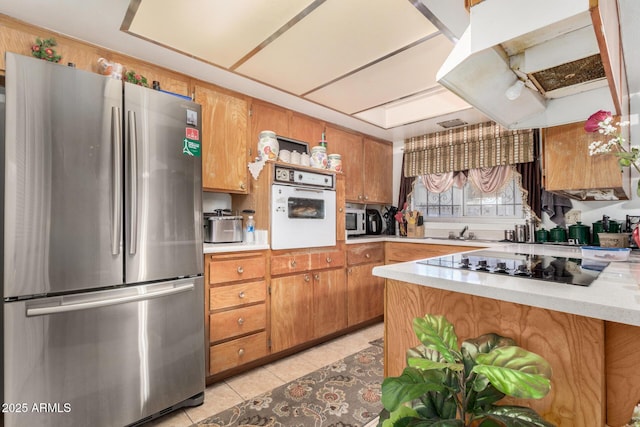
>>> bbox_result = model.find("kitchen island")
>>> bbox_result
[373,243,640,427]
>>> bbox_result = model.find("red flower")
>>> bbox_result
[584,110,611,132]
[135,74,141,81]
[31,45,40,52]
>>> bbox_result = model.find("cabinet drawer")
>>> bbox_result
[207,253,266,285]
[271,253,310,276]
[210,304,266,343]
[385,242,481,263]
[210,281,266,311]
[347,243,384,265]
[310,250,345,270]
[209,332,268,375]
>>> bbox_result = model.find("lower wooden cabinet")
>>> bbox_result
[346,243,385,326]
[205,251,268,378]
[270,248,347,353]
[385,242,483,264]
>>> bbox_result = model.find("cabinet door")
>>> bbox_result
[336,174,346,241]
[313,269,347,338]
[347,262,384,326]
[195,84,249,193]
[363,137,393,204]
[289,112,324,144]
[270,274,314,352]
[543,120,629,199]
[251,101,289,147]
[326,126,364,202]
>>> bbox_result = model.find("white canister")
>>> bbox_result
[290,150,301,165]
[327,154,342,172]
[300,152,310,167]
[257,130,279,161]
[310,146,327,169]
[278,149,291,163]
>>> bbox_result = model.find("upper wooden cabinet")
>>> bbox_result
[289,112,324,144]
[327,126,393,204]
[543,119,630,201]
[194,83,249,194]
[250,101,289,147]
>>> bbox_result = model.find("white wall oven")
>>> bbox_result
[271,165,336,250]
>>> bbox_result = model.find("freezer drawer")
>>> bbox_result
[3,277,205,427]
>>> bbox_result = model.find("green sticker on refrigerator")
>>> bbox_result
[183,138,201,157]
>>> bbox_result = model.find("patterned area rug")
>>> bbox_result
[193,345,383,427]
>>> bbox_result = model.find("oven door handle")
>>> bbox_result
[293,188,325,194]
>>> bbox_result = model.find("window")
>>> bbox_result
[411,173,524,219]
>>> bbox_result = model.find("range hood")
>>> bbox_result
[436,0,627,129]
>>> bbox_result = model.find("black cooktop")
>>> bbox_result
[417,250,608,286]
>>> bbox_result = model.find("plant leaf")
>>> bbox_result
[381,404,419,427]
[408,357,465,372]
[413,315,459,363]
[478,405,557,426]
[473,347,552,399]
[381,367,448,411]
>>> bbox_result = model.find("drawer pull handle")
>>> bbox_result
[238,291,246,299]
[304,274,310,282]
[314,273,319,281]
[291,260,296,268]
[326,257,332,263]
[238,348,245,356]
[237,266,244,274]
[237,317,244,325]
[365,253,371,259]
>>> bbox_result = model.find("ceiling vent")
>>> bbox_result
[437,118,468,128]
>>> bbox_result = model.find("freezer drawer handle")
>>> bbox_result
[26,283,195,317]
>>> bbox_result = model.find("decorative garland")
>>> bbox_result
[31,37,62,63]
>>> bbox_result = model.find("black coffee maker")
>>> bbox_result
[383,206,398,235]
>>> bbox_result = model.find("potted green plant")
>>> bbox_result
[379,314,555,426]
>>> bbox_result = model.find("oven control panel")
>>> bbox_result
[274,165,335,190]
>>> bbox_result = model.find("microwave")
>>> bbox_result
[346,208,366,236]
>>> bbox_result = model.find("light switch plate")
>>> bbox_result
[565,210,581,224]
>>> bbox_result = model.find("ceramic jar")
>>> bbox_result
[568,222,590,245]
[327,153,342,171]
[257,130,278,161]
[310,146,327,169]
[549,225,567,242]
[300,152,310,167]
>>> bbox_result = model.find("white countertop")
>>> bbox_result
[373,243,640,327]
[346,235,501,247]
[203,242,269,253]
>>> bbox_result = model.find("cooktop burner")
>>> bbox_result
[418,250,608,286]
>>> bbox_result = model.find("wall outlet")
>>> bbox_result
[565,210,581,224]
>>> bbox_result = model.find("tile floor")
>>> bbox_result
[148,322,384,426]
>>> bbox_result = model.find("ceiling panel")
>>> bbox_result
[127,0,314,68]
[305,34,454,114]
[235,0,437,95]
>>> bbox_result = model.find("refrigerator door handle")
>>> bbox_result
[128,109,138,255]
[26,282,195,317]
[112,106,122,255]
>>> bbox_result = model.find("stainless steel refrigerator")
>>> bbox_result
[1,52,205,426]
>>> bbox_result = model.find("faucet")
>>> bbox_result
[459,225,468,239]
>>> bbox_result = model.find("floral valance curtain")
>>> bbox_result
[403,121,535,177]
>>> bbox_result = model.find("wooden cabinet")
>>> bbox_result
[270,248,347,352]
[346,243,385,326]
[289,111,324,144]
[250,100,289,144]
[336,174,346,242]
[327,126,393,204]
[543,119,630,200]
[205,251,268,377]
[385,242,482,264]
[195,83,249,193]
